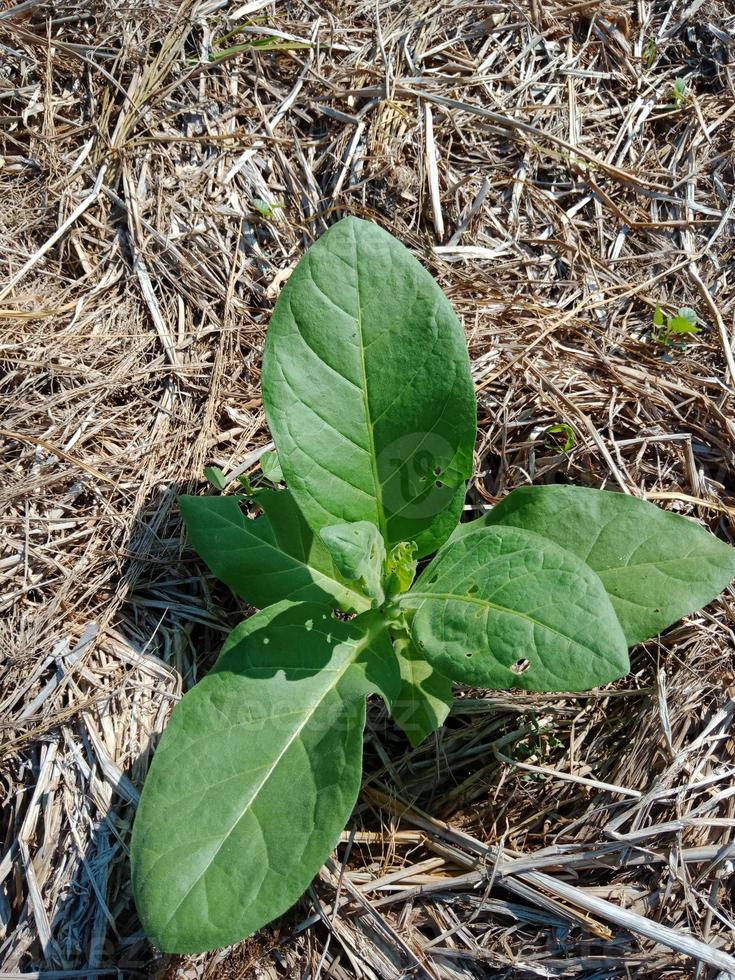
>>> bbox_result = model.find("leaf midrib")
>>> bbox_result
[157,625,372,937]
[351,223,388,542]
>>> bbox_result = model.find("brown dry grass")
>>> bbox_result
[1,0,735,977]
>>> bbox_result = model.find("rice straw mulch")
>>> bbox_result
[1,1,735,976]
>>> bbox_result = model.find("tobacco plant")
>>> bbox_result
[131,217,735,953]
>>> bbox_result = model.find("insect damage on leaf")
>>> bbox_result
[133,217,735,956]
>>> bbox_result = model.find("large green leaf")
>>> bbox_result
[406,525,629,691]
[320,521,386,604]
[131,601,399,953]
[457,485,735,645]
[179,491,369,613]
[262,216,476,558]
[390,637,453,747]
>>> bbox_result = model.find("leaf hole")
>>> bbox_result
[435,481,444,489]
[465,652,473,658]
[467,583,479,595]
[511,658,530,674]
[434,466,442,476]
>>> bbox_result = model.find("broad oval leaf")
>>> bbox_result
[320,521,386,603]
[457,485,735,645]
[390,637,453,747]
[406,525,629,691]
[131,601,399,954]
[179,491,369,613]
[262,216,476,558]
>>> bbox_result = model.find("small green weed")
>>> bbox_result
[642,38,656,70]
[669,78,688,108]
[544,422,576,452]
[252,198,284,220]
[654,304,700,346]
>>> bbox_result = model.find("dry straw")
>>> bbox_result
[1,0,734,976]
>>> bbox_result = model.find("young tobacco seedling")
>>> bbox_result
[131,218,735,954]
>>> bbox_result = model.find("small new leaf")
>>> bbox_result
[670,77,687,107]
[667,306,700,335]
[252,197,284,219]
[204,465,228,491]
[642,38,656,69]
[236,473,258,495]
[320,521,386,604]
[544,423,575,452]
[385,541,418,598]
